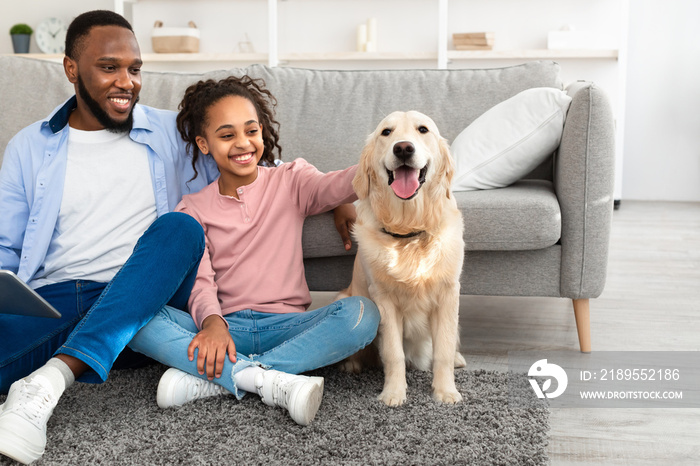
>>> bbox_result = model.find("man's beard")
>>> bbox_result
[77,75,138,133]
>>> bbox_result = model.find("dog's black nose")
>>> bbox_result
[393,141,415,160]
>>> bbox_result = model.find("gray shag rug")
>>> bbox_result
[1,364,549,465]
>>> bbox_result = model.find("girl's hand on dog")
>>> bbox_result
[188,315,237,380]
[333,203,357,251]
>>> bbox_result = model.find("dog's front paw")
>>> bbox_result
[433,389,463,404]
[339,356,363,373]
[378,389,407,407]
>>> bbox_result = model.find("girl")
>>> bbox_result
[129,76,379,426]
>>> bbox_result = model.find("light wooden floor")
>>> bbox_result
[311,200,700,465]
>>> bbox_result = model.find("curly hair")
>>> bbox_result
[176,75,282,181]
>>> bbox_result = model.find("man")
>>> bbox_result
[0,10,354,464]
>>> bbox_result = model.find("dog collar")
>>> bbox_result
[381,228,424,239]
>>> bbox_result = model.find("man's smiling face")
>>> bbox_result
[65,25,142,132]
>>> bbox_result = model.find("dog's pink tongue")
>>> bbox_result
[390,166,420,199]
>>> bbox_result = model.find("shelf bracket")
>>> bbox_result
[268,0,279,67]
[437,0,448,69]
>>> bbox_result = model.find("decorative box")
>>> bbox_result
[151,21,200,53]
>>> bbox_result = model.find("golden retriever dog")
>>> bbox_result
[338,111,466,407]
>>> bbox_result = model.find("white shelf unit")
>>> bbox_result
[448,49,618,60]
[6,49,618,64]
[114,0,626,203]
[112,0,620,69]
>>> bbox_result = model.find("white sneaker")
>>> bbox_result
[0,375,58,464]
[156,368,232,409]
[257,370,324,426]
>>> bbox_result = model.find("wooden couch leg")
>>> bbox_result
[572,298,591,353]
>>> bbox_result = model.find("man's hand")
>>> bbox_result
[188,315,236,380]
[333,203,357,251]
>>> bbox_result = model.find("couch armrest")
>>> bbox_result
[555,82,616,299]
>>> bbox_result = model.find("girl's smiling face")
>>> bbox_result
[196,95,264,196]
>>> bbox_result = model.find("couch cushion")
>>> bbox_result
[0,56,74,162]
[455,180,561,251]
[246,61,563,174]
[1,58,562,171]
[302,212,356,259]
[300,180,561,259]
[138,67,249,111]
[451,87,572,191]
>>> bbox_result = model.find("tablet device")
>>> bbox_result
[0,270,62,318]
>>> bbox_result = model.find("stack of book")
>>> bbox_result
[452,32,495,50]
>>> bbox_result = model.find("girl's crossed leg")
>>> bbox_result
[129,296,379,424]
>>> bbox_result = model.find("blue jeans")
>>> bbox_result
[129,296,380,398]
[0,212,204,394]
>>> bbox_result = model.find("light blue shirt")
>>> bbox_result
[0,96,219,284]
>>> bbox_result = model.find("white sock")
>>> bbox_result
[25,358,75,398]
[233,366,266,394]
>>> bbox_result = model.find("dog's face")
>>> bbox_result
[354,111,454,202]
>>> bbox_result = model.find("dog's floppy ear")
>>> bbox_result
[353,134,376,200]
[439,136,456,199]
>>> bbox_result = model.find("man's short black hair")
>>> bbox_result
[65,10,134,60]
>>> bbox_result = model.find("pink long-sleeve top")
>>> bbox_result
[175,158,358,329]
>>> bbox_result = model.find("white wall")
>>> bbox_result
[0,0,114,54]
[1,0,698,202]
[622,0,700,201]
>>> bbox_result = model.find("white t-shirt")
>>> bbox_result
[30,127,157,288]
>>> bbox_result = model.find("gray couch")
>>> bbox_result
[0,56,615,352]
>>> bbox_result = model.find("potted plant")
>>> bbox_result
[10,23,33,54]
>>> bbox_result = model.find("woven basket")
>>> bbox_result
[151,21,200,53]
